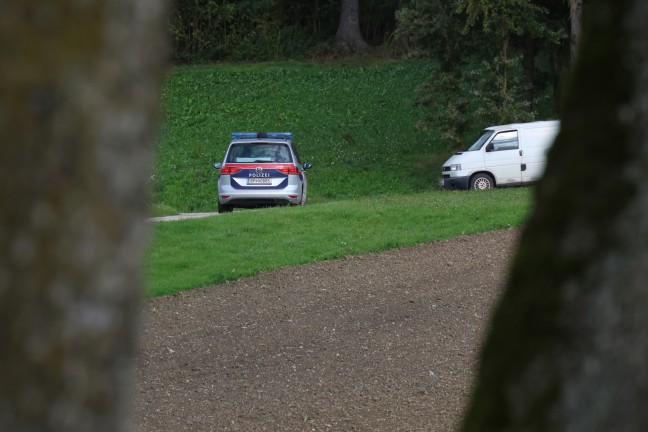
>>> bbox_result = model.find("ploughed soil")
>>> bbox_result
[136,228,520,432]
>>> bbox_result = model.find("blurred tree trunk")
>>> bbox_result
[462,0,648,430]
[335,0,371,53]
[0,1,167,431]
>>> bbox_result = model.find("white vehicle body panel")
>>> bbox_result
[440,120,560,189]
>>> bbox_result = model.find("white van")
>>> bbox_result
[440,120,559,190]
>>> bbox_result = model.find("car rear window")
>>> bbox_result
[226,143,293,163]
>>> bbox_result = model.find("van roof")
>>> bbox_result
[485,120,559,132]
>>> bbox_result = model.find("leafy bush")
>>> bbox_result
[414,55,548,151]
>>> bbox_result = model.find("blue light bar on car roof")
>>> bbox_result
[231,132,293,140]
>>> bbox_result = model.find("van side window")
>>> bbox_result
[491,131,519,151]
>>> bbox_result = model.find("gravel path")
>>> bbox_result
[136,228,520,431]
[147,212,220,223]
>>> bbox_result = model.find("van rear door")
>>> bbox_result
[520,126,559,183]
[484,130,522,185]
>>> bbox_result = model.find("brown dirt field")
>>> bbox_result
[136,228,520,431]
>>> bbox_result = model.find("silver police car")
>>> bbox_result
[213,132,312,213]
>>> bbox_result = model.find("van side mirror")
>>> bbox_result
[214,162,222,170]
[485,143,494,152]
[303,162,313,170]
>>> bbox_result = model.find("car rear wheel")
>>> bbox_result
[299,187,308,206]
[470,173,494,190]
[218,202,233,213]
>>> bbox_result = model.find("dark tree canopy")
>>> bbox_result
[168,0,398,62]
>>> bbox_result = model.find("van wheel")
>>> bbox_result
[218,202,233,213]
[470,173,494,190]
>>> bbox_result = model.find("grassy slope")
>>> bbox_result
[146,60,536,296]
[153,60,445,213]
[146,189,531,297]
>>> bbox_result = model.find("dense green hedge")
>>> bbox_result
[169,0,400,63]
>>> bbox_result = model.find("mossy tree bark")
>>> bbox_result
[462,0,648,431]
[0,1,167,431]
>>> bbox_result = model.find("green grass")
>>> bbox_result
[149,203,181,217]
[145,188,532,296]
[153,60,440,212]
[147,60,542,297]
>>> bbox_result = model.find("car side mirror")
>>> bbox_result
[303,162,313,170]
[214,162,222,170]
[485,143,494,152]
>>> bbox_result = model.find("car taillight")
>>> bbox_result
[220,166,241,175]
[277,165,299,175]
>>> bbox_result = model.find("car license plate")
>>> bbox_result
[248,177,272,185]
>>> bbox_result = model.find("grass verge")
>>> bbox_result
[145,187,531,297]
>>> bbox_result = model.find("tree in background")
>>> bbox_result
[394,0,468,64]
[0,1,167,430]
[457,0,564,116]
[169,0,331,62]
[569,0,583,61]
[335,0,372,53]
[398,0,566,149]
[462,0,648,429]
[168,0,400,62]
